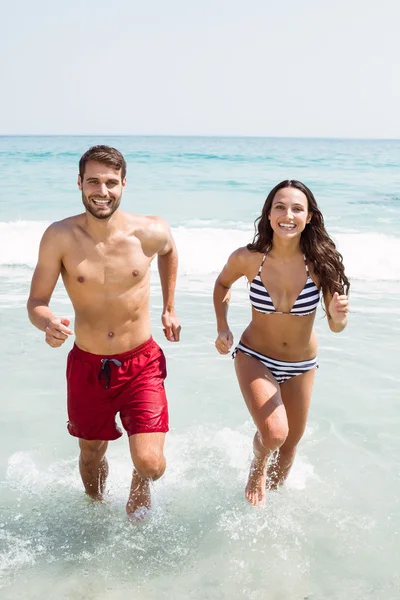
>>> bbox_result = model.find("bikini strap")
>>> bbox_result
[258,251,268,275]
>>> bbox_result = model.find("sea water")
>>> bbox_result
[0,136,399,599]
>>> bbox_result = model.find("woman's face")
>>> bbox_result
[268,187,312,239]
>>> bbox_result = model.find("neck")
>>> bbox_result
[270,235,302,258]
[84,209,123,241]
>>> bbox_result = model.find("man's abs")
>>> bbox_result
[63,268,154,355]
[74,327,153,356]
[73,305,152,355]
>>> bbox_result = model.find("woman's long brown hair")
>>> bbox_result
[247,180,350,299]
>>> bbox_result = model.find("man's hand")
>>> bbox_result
[215,329,234,355]
[45,317,73,348]
[162,311,181,342]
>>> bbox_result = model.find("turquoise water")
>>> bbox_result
[0,136,399,599]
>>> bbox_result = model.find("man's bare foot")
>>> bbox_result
[245,457,267,507]
[85,491,105,503]
[126,471,151,521]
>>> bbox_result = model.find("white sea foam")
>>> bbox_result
[0,221,47,270]
[0,220,399,282]
[1,428,372,600]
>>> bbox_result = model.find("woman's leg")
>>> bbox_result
[267,367,316,488]
[234,351,289,507]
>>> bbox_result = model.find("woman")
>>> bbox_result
[214,180,349,507]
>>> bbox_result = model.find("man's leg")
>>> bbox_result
[79,439,109,501]
[126,432,166,517]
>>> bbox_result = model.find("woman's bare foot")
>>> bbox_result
[245,457,267,507]
[126,471,151,521]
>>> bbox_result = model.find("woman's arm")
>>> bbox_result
[213,248,247,354]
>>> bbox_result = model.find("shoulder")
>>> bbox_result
[220,246,260,280]
[126,214,170,235]
[145,215,171,236]
[135,215,171,237]
[127,214,172,253]
[42,215,82,241]
[40,218,71,245]
[228,246,262,270]
[232,246,256,260]
[43,214,83,236]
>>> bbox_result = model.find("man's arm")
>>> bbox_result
[27,224,73,347]
[151,218,180,342]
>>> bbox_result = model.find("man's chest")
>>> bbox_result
[62,237,153,291]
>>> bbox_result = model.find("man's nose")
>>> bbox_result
[98,183,108,196]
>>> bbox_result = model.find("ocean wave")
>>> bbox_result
[0,220,399,282]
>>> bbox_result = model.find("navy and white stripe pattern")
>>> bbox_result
[249,252,320,316]
[233,342,318,384]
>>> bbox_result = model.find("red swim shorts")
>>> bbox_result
[66,337,168,441]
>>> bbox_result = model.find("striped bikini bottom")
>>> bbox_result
[232,341,318,384]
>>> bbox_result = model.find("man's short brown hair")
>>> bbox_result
[79,145,127,180]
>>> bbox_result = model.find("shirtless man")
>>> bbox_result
[27,145,180,519]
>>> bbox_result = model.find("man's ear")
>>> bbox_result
[122,177,127,188]
[77,175,82,190]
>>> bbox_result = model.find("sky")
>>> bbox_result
[1,0,399,138]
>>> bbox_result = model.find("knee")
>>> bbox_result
[279,423,308,456]
[279,439,300,457]
[134,451,166,481]
[79,440,107,463]
[259,418,289,452]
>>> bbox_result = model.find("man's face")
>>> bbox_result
[78,160,126,220]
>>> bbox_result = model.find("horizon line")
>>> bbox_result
[0,133,400,142]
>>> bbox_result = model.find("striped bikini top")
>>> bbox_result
[249,252,320,316]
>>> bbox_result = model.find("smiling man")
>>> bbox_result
[27,145,180,519]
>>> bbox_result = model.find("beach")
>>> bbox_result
[0,135,399,599]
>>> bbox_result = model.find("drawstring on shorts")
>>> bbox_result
[98,358,122,389]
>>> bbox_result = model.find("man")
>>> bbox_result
[27,145,180,519]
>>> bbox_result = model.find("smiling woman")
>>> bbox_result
[213,180,350,507]
[247,181,350,300]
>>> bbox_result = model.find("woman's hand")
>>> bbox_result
[215,329,234,355]
[328,292,349,331]
[329,292,349,321]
